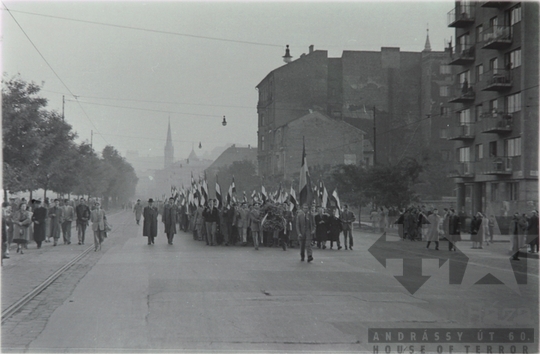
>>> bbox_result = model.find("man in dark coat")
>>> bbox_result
[340,204,356,250]
[32,200,47,249]
[75,198,91,245]
[327,209,342,250]
[315,207,329,249]
[296,204,315,262]
[143,199,159,245]
[203,199,220,246]
[162,197,177,245]
[447,208,462,251]
[528,210,539,253]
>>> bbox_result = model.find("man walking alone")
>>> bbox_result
[296,204,315,262]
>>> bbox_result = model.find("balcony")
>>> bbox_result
[449,44,475,66]
[448,5,476,28]
[481,26,512,49]
[443,123,475,141]
[448,85,476,103]
[478,112,513,134]
[481,1,509,8]
[448,162,475,178]
[480,69,512,91]
[476,157,513,175]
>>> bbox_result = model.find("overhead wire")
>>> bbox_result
[5,8,283,48]
[2,2,110,146]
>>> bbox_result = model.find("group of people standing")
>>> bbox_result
[134,197,357,263]
[393,205,539,260]
[2,197,110,262]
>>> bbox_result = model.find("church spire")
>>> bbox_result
[423,25,432,52]
[164,117,174,169]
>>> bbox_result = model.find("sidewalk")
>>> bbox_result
[1,210,125,313]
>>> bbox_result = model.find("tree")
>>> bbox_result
[34,111,78,199]
[101,145,138,208]
[2,74,47,198]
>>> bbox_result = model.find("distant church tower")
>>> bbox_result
[164,118,174,169]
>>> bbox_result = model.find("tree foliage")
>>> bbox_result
[2,74,138,205]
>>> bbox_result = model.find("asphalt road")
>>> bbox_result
[2,211,538,353]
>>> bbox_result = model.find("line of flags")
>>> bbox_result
[168,137,342,212]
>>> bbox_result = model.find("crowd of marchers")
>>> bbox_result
[2,197,111,263]
[133,197,357,263]
[391,204,539,261]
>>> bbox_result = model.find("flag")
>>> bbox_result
[331,189,341,216]
[191,171,196,188]
[261,213,268,228]
[215,175,222,208]
[321,182,329,209]
[227,184,233,206]
[289,185,298,212]
[276,183,283,203]
[202,175,208,206]
[251,190,256,201]
[243,191,248,203]
[231,176,236,194]
[299,137,313,206]
[261,185,268,203]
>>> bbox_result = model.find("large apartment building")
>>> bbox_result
[256,41,456,197]
[445,1,538,215]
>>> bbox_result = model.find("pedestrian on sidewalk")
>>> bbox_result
[75,198,91,245]
[61,199,75,245]
[143,199,159,245]
[2,202,11,261]
[48,199,63,246]
[447,208,461,251]
[32,200,47,249]
[470,212,484,249]
[162,197,177,245]
[90,201,107,251]
[528,210,539,253]
[133,199,143,225]
[426,208,440,250]
[340,204,355,250]
[296,204,315,262]
[12,202,33,254]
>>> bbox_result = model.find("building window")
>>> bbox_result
[459,109,471,125]
[475,143,484,161]
[458,147,471,162]
[505,48,522,69]
[506,92,522,113]
[440,65,452,75]
[344,154,356,165]
[261,136,265,151]
[489,99,498,113]
[491,183,498,202]
[440,106,451,117]
[507,182,519,201]
[489,57,498,73]
[476,25,483,43]
[475,104,483,121]
[489,16,498,28]
[508,5,522,26]
[489,141,498,157]
[475,64,484,82]
[440,86,449,97]
[505,137,521,157]
[459,70,471,85]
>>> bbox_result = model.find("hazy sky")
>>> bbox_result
[2,0,454,160]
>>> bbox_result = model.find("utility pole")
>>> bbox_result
[91,130,93,149]
[373,106,377,166]
[62,95,65,121]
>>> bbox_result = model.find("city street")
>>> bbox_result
[2,210,538,353]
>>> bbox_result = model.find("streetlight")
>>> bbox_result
[283,45,292,63]
[222,115,227,126]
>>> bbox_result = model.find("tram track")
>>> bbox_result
[1,210,125,324]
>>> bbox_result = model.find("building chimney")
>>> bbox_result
[309,45,314,54]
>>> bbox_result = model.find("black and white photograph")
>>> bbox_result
[2,1,539,353]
